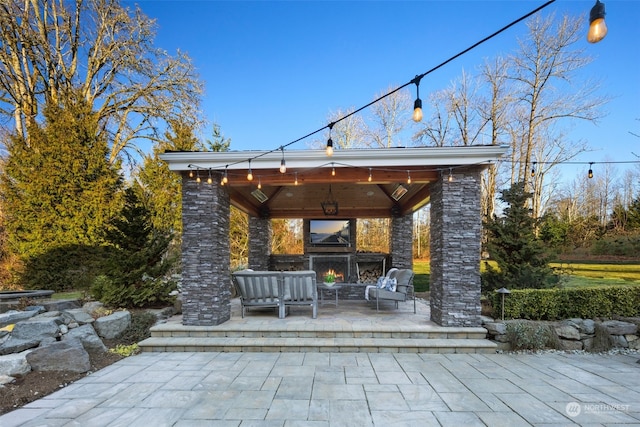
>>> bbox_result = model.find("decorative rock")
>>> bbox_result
[26,339,91,373]
[64,324,107,353]
[94,310,131,339]
[493,334,510,343]
[0,374,15,385]
[554,324,581,341]
[602,320,637,336]
[0,310,38,328]
[484,322,507,335]
[59,324,69,334]
[611,335,628,348]
[0,350,32,377]
[24,305,46,314]
[10,318,60,342]
[559,339,583,351]
[63,309,95,325]
[582,319,595,335]
[0,338,40,356]
[68,322,79,329]
[41,299,81,312]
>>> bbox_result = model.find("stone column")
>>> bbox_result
[390,212,413,269]
[180,173,231,326]
[248,216,272,270]
[429,169,482,327]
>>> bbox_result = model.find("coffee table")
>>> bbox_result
[317,283,342,307]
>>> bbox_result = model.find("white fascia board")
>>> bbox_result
[159,145,509,171]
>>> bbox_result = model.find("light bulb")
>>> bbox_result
[222,171,228,184]
[258,178,262,189]
[189,170,194,178]
[412,98,423,122]
[587,0,607,43]
[331,167,336,177]
[280,158,286,173]
[326,138,334,156]
[247,170,253,181]
[407,171,411,184]
[368,168,372,182]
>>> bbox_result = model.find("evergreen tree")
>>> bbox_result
[482,182,560,293]
[92,185,176,307]
[0,95,122,287]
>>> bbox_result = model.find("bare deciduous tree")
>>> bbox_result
[368,88,411,148]
[0,0,203,163]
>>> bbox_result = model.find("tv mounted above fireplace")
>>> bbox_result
[309,219,350,246]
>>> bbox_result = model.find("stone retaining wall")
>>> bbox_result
[483,317,640,352]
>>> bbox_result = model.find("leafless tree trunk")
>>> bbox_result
[0,0,203,163]
[369,88,411,148]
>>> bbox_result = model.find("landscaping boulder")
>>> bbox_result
[10,318,60,343]
[554,323,581,341]
[0,350,32,377]
[0,338,40,356]
[94,310,131,339]
[0,310,38,328]
[41,299,81,312]
[63,308,95,325]
[82,301,105,316]
[601,320,637,336]
[63,324,107,353]
[484,322,507,336]
[26,339,91,373]
[559,339,583,351]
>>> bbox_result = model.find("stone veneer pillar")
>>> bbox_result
[430,169,482,327]
[390,213,413,269]
[248,216,272,270]
[180,173,231,326]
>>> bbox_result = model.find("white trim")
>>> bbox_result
[159,145,509,171]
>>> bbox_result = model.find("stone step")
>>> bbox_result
[138,336,497,354]
[148,323,489,340]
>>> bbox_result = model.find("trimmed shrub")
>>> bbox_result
[490,286,640,320]
[505,320,559,351]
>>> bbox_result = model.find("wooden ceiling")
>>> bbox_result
[225,166,439,218]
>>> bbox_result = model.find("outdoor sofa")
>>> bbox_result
[232,270,318,319]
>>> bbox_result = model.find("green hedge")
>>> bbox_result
[490,286,640,320]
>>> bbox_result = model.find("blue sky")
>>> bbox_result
[126,0,639,180]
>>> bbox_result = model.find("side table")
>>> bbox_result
[317,283,342,307]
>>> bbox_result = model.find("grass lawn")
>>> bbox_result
[411,259,640,292]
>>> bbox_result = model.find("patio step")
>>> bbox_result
[138,323,497,354]
[138,336,496,353]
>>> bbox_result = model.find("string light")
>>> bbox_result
[279,147,287,173]
[196,170,201,184]
[531,162,536,177]
[412,75,423,122]
[406,170,411,184]
[247,159,253,181]
[331,163,336,177]
[186,1,561,179]
[448,168,453,182]
[189,169,194,178]
[257,177,262,189]
[326,122,334,157]
[207,169,213,184]
[368,168,372,182]
[588,162,594,179]
[294,172,298,185]
[587,0,607,43]
[222,166,228,184]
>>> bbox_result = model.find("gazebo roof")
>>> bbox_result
[160,145,508,219]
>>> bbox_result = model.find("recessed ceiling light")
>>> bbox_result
[367,191,374,196]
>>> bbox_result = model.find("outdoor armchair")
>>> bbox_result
[232,271,282,318]
[368,268,416,313]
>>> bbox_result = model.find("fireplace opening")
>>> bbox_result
[309,255,350,284]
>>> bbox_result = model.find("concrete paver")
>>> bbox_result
[1,351,639,426]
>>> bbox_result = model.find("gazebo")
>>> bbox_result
[160,145,507,327]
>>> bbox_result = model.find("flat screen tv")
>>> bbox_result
[309,219,350,246]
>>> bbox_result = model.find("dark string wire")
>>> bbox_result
[216,0,557,170]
